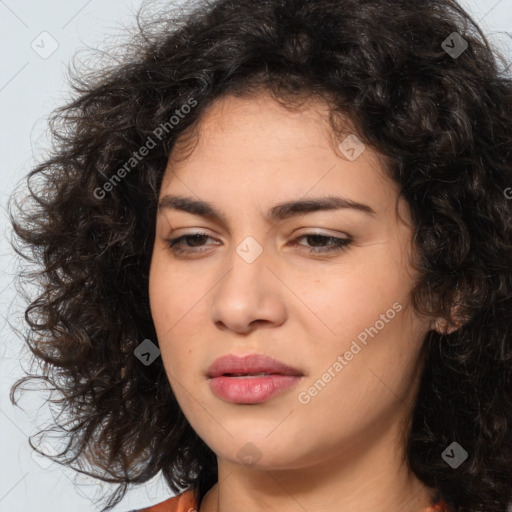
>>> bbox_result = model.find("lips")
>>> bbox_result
[206,353,303,378]
[206,354,304,404]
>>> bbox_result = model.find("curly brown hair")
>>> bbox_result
[8,0,512,510]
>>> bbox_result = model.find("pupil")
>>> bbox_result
[189,234,207,246]
[308,235,326,246]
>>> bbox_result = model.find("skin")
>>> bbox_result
[148,91,444,512]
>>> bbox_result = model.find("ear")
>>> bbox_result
[432,318,460,335]
[431,300,469,335]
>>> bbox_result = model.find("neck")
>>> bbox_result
[199,418,437,512]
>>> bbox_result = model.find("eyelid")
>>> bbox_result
[164,227,349,242]
[164,229,353,256]
[292,228,350,238]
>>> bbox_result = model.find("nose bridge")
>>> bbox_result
[218,234,269,301]
[210,234,286,331]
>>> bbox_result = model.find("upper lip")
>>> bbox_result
[206,354,303,378]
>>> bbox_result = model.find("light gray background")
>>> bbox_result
[1,1,511,511]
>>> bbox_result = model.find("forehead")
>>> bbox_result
[159,93,405,222]
[166,92,351,172]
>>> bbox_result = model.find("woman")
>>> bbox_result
[9,0,512,511]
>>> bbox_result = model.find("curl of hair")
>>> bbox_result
[8,0,512,510]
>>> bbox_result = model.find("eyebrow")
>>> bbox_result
[157,194,376,223]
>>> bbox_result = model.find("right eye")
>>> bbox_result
[165,232,218,254]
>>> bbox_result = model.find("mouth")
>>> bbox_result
[206,354,304,404]
[220,372,279,378]
[206,353,303,379]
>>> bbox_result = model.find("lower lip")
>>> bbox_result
[208,374,302,404]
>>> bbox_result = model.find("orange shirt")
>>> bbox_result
[137,489,198,511]
[136,489,450,512]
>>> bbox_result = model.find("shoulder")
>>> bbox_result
[133,489,198,512]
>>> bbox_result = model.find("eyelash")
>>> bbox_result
[165,232,352,255]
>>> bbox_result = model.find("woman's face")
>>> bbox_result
[149,92,434,472]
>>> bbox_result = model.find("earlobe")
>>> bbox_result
[433,306,469,334]
[431,287,469,335]
[433,318,459,335]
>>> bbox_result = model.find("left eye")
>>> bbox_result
[166,232,352,254]
[291,233,352,253]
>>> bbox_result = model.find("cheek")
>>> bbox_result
[149,257,192,333]
[149,259,181,372]
[149,264,204,376]
[296,261,422,387]
[299,263,403,335]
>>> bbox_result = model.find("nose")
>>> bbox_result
[209,243,287,334]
